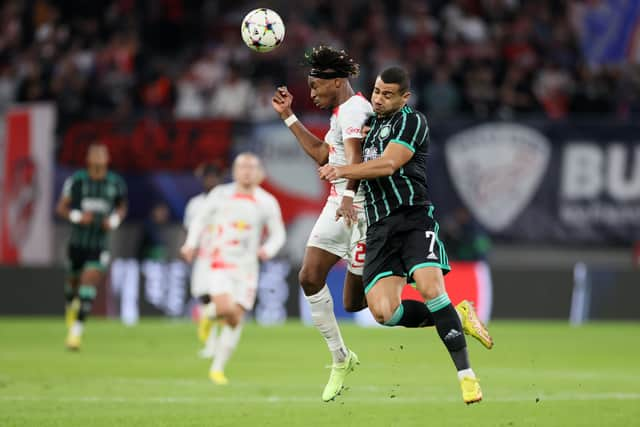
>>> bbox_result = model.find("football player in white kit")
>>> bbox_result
[271,46,372,401]
[181,153,286,384]
[183,164,222,357]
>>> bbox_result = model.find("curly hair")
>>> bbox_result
[303,45,360,77]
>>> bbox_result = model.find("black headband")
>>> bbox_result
[309,69,349,79]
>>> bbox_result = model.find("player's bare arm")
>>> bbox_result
[336,137,362,226]
[319,142,413,181]
[272,86,330,165]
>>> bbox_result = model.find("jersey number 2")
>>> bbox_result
[354,243,366,264]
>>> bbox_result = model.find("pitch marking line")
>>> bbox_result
[1,393,639,404]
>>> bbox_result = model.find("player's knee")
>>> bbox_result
[367,299,395,325]
[225,309,244,328]
[298,267,324,295]
[225,314,239,328]
[414,271,445,301]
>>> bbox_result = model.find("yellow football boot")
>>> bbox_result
[209,370,229,385]
[460,376,483,404]
[456,300,494,349]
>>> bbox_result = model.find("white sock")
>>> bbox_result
[211,322,243,373]
[202,302,217,319]
[305,284,348,364]
[71,321,84,337]
[457,368,476,380]
[203,322,220,352]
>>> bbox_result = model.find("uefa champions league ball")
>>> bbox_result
[241,8,285,53]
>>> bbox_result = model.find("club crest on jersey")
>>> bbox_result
[379,125,391,140]
[363,146,380,162]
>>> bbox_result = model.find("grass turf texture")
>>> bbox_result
[1,318,639,426]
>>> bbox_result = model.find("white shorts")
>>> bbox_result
[306,197,367,275]
[190,257,212,298]
[191,260,259,310]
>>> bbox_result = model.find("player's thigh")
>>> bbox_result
[208,270,235,312]
[79,250,109,285]
[365,275,405,323]
[299,246,341,294]
[231,268,259,312]
[212,292,235,316]
[400,221,450,300]
[362,222,403,296]
[343,271,367,312]
[67,246,85,282]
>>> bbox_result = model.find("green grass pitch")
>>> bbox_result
[1,318,639,426]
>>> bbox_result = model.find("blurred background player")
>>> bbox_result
[319,66,489,404]
[181,153,285,384]
[56,143,127,350]
[271,45,371,402]
[183,163,223,358]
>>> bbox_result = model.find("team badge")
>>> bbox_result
[379,125,391,140]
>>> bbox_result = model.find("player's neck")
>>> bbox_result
[335,84,355,107]
[234,183,255,195]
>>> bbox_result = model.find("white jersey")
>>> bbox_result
[185,183,286,271]
[324,93,373,204]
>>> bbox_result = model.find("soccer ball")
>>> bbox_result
[240,8,285,53]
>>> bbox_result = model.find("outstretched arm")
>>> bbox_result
[319,142,414,180]
[272,86,330,165]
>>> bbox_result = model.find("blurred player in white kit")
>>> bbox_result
[181,153,286,384]
[183,164,223,357]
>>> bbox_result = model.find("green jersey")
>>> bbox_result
[62,170,127,251]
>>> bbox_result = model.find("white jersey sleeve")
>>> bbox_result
[183,193,206,230]
[184,187,221,248]
[337,96,372,142]
[258,191,286,258]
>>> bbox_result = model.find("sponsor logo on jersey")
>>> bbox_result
[81,198,111,213]
[445,123,550,232]
[345,126,362,136]
[231,220,252,231]
[363,146,380,162]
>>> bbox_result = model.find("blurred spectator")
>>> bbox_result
[0,65,17,112]
[534,61,573,119]
[423,66,461,120]
[249,78,279,122]
[208,63,251,119]
[0,0,638,124]
[138,201,171,261]
[442,207,491,262]
[498,64,539,117]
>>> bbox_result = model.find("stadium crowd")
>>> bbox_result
[1,0,639,129]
